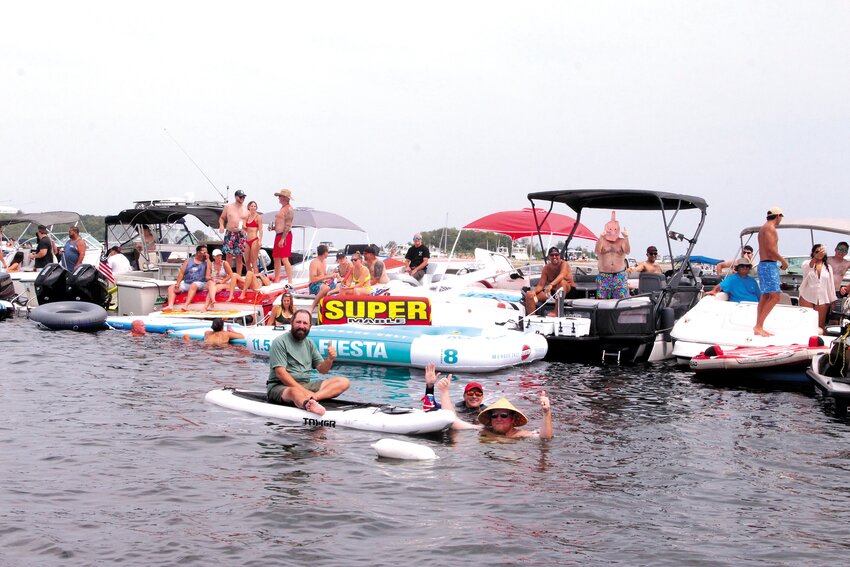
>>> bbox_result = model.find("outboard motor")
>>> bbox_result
[66,264,110,308]
[0,272,14,302]
[35,262,69,304]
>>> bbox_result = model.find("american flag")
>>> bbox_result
[98,255,115,285]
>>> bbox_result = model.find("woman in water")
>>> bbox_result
[243,201,263,274]
[268,291,295,325]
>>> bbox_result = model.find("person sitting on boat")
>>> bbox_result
[364,245,390,294]
[269,290,296,326]
[404,233,430,282]
[799,244,836,331]
[226,269,273,301]
[704,257,761,302]
[829,241,850,297]
[28,225,55,269]
[336,251,351,280]
[435,375,552,439]
[107,246,133,275]
[2,251,24,273]
[629,246,664,274]
[61,226,86,272]
[267,309,350,416]
[219,189,249,276]
[422,362,487,421]
[337,252,372,295]
[595,212,631,299]
[164,245,211,311]
[308,244,339,312]
[204,249,234,310]
[204,317,245,345]
[715,245,754,276]
[524,246,575,316]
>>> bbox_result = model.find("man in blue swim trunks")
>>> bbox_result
[308,244,339,312]
[755,206,788,336]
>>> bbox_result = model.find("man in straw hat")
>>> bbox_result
[705,257,760,303]
[435,375,553,439]
[755,206,788,336]
[271,188,295,284]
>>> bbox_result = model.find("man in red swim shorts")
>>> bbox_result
[271,189,295,283]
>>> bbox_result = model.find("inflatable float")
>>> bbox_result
[167,323,547,373]
[689,340,829,384]
[30,301,108,331]
[205,388,455,435]
[106,309,259,334]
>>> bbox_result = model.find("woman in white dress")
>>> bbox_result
[798,244,835,331]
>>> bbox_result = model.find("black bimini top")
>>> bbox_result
[527,189,707,214]
[104,205,223,229]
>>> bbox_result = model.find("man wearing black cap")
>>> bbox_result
[30,225,55,269]
[630,246,664,274]
[219,190,249,276]
[524,246,574,315]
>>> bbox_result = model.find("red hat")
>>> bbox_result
[464,382,484,393]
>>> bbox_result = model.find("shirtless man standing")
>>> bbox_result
[524,247,574,315]
[754,207,787,336]
[595,212,631,299]
[271,189,295,283]
[219,190,249,276]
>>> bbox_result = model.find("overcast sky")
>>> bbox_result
[3,1,849,257]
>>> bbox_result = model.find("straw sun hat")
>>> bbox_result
[478,397,528,427]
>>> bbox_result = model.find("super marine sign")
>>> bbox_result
[319,296,432,325]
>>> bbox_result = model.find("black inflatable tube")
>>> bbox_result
[30,301,107,331]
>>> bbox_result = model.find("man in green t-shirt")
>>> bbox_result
[267,309,350,415]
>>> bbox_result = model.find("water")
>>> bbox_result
[2,317,850,566]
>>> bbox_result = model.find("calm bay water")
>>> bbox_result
[2,316,850,566]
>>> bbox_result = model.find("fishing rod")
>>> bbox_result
[163,128,226,201]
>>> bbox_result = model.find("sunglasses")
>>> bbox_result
[647,252,658,256]
[465,390,483,397]
[837,247,848,253]
[352,258,361,262]
[413,238,422,241]
[489,411,513,420]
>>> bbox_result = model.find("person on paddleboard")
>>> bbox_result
[267,309,350,416]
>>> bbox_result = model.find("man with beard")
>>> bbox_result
[266,309,350,415]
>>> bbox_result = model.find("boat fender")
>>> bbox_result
[372,438,438,460]
[809,336,825,347]
[703,345,724,358]
[30,301,108,331]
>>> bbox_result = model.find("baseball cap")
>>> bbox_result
[547,247,561,256]
[336,251,346,259]
[234,190,247,198]
[647,246,658,254]
[767,206,783,216]
[734,257,752,268]
[211,249,223,257]
[464,381,484,394]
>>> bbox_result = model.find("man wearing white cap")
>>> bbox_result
[754,207,788,336]
[271,189,295,283]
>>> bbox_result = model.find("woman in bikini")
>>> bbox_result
[228,270,273,301]
[338,252,373,295]
[204,249,234,311]
[242,201,263,274]
[268,291,296,325]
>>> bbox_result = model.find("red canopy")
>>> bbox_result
[463,208,597,241]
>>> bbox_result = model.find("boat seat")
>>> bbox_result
[638,272,666,294]
[571,296,651,309]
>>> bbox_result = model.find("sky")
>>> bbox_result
[3,1,849,258]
